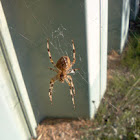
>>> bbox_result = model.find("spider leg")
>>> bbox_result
[67,75,75,95]
[48,67,59,73]
[65,77,75,109]
[49,75,58,104]
[71,40,76,66]
[47,39,56,67]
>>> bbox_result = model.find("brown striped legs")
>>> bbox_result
[46,39,77,109]
[65,75,75,109]
[47,39,56,67]
[71,40,76,66]
[49,75,58,104]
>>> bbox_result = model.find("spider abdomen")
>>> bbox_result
[56,56,71,71]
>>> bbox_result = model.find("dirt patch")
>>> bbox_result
[107,50,121,80]
[32,119,94,140]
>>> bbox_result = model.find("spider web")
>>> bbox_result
[1,0,88,122]
[1,0,139,127]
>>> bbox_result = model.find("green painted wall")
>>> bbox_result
[108,0,130,52]
[1,0,89,123]
[1,0,108,124]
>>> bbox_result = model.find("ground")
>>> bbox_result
[32,12,140,140]
[32,48,140,140]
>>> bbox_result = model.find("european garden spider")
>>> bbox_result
[47,39,78,108]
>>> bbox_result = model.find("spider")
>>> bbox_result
[47,39,78,109]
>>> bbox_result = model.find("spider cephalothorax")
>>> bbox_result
[47,39,78,108]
